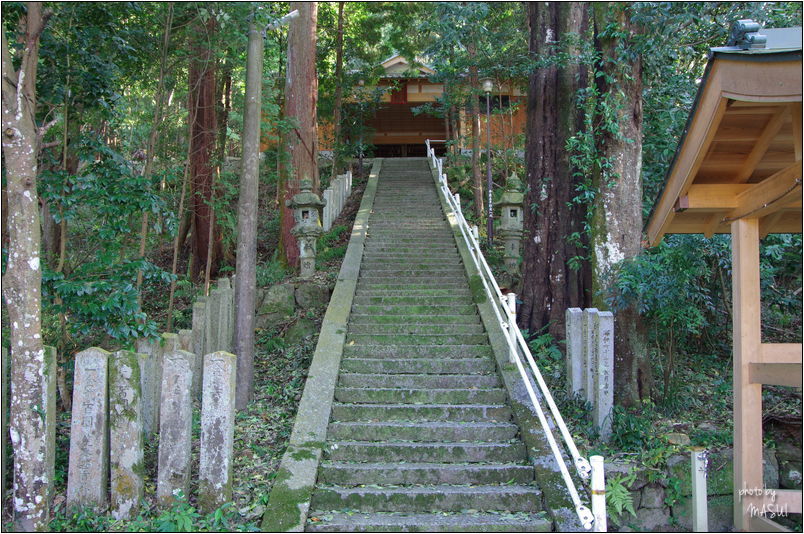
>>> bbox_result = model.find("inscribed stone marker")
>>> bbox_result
[67,347,110,509]
[594,311,614,440]
[156,349,194,508]
[199,351,237,512]
[582,308,599,403]
[109,350,144,520]
[565,308,584,397]
[178,329,192,352]
[192,298,207,371]
[136,338,161,436]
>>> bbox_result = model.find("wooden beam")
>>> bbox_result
[761,343,803,364]
[743,489,803,516]
[791,103,802,162]
[749,362,802,387]
[676,184,752,211]
[727,163,802,221]
[735,107,787,183]
[732,218,763,532]
[759,211,787,239]
[748,515,792,533]
[705,212,725,238]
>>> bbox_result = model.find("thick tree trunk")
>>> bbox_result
[279,2,318,269]
[1,5,53,529]
[329,2,345,182]
[233,17,263,411]
[467,42,483,220]
[188,15,220,280]
[591,3,652,406]
[520,2,591,342]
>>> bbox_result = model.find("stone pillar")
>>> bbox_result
[156,349,194,508]
[217,278,233,353]
[582,308,599,403]
[2,346,8,493]
[178,330,192,352]
[109,350,144,520]
[192,298,207,364]
[593,311,614,440]
[136,338,161,437]
[565,308,584,397]
[205,289,220,354]
[323,189,333,231]
[346,170,352,197]
[198,351,237,513]
[67,347,110,509]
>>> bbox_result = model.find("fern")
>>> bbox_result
[606,472,637,522]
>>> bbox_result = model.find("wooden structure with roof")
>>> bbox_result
[646,25,802,532]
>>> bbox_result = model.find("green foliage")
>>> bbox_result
[606,471,637,522]
[316,224,349,267]
[257,253,288,288]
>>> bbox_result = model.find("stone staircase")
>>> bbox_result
[306,159,550,532]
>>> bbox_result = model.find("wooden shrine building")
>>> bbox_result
[646,25,802,531]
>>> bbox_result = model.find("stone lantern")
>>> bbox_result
[285,177,326,279]
[495,172,524,273]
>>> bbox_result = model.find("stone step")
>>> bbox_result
[318,462,534,486]
[310,484,542,513]
[339,358,495,375]
[365,237,455,243]
[334,387,506,404]
[348,314,480,326]
[350,305,477,315]
[306,511,551,532]
[342,344,493,358]
[360,256,462,263]
[355,282,468,290]
[360,259,461,268]
[327,421,518,442]
[330,403,512,422]
[347,323,484,335]
[352,296,473,306]
[353,289,472,297]
[345,334,489,346]
[359,267,466,276]
[325,440,526,464]
[337,373,501,389]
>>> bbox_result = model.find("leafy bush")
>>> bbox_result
[256,253,287,287]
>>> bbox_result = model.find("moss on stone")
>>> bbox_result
[261,469,312,532]
[469,275,487,304]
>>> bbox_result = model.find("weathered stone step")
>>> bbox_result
[306,511,551,533]
[345,333,489,346]
[363,244,457,250]
[352,296,472,306]
[310,484,542,513]
[337,373,501,389]
[365,236,455,243]
[330,403,512,422]
[325,440,526,463]
[348,314,480,325]
[318,461,534,486]
[360,256,462,264]
[334,387,506,404]
[327,421,518,441]
[340,358,495,375]
[351,305,476,315]
[359,268,465,277]
[342,344,492,358]
[353,289,471,297]
[360,259,461,268]
[356,282,468,290]
[347,323,484,335]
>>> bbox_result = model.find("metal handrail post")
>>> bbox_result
[590,456,607,533]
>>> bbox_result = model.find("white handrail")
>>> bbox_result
[426,142,605,531]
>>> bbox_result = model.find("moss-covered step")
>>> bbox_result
[345,333,489,346]
[350,304,477,315]
[333,387,506,404]
[341,344,492,358]
[336,373,500,389]
[339,357,495,375]
[356,282,469,290]
[353,288,472,297]
[309,484,542,513]
[351,296,474,306]
[306,511,552,533]
[361,252,462,260]
[326,420,518,442]
[318,461,534,486]
[324,441,526,464]
[329,403,512,422]
[347,323,484,335]
[348,314,480,325]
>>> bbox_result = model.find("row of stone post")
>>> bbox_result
[66,345,237,518]
[565,308,614,440]
[322,171,352,232]
[190,277,235,399]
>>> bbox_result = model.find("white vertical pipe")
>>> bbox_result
[506,293,517,363]
[471,225,479,242]
[692,447,708,532]
[454,193,461,215]
[590,455,606,532]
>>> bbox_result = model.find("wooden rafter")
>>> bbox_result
[734,106,787,183]
[791,102,802,161]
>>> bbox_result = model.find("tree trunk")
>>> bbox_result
[1,5,53,529]
[590,2,651,406]
[467,42,483,220]
[279,2,318,269]
[520,2,590,343]
[233,16,263,411]
[329,1,345,182]
[188,14,220,281]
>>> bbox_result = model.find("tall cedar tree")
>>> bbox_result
[590,3,652,405]
[520,3,591,341]
[188,14,220,280]
[279,2,319,269]
[1,4,55,529]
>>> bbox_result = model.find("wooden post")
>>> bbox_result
[732,218,763,531]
